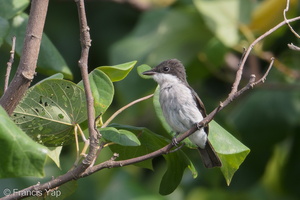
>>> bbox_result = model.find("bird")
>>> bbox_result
[142,59,222,168]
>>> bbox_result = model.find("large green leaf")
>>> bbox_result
[77,68,114,116]
[98,61,137,82]
[209,120,250,185]
[153,86,249,185]
[108,124,197,195]
[193,0,240,47]
[0,0,29,19]
[5,13,73,79]
[100,127,141,146]
[11,79,87,146]
[0,106,47,178]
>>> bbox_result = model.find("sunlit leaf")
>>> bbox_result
[0,106,48,178]
[0,0,29,19]
[137,64,152,79]
[249,0,298,33]
[100,127,141,146]
[193,0,240,47]
[209,121,250,185]
[47,146,62,169]
[78,69,114,116]
[98,61,137,82]
[11,79,87,146]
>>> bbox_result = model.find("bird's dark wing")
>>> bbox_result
[189,87,209,134]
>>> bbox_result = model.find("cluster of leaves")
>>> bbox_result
[1,0,300,199]
[1,58,249,196]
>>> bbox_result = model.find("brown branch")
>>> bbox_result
[2,6,299,200]
[4,36,16,92]
[0,0,49,115]
[74,0,100,166]
[228,15,300,98]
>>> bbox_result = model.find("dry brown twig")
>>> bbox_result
[2,1,300,199]
[4,36,16,93]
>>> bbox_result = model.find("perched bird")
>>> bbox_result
[143,59,222,168]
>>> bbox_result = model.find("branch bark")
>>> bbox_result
[74,0,100,166]
[4,36,16,93]
[0,0,49,115]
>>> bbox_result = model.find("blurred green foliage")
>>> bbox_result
[1,0,300,199]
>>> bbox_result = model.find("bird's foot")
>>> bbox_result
[172,137,179,146]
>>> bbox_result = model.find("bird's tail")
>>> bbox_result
[198,140,222,168]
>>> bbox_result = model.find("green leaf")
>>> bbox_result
[137,64,152,79]
[110,7,212,65]
[36,73,64,85]
[0,0,29,19]
[100,127,141,146]
[159,150,197,195]
[209,120,250,185]
[5,13,73,79]
[78,68,114,116]
[47,146,62,169]
[11,79,87,146]
[193,0,240,47]
[0,16,9,47]
[108,124,197,195]
[0,106,47,178]
[98,61,137,82]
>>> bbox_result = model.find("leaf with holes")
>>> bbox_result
[11,79,87,147]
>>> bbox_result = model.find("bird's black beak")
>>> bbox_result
[142,69,156,76]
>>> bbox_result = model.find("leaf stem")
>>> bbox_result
[102,93,154,128]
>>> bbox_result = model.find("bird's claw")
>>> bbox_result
[172,137,179,146]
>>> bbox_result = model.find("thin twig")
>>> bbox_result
[283,0,300,38]
[102,93,154,128]
[228,15,300,98]
[4,36,16,92]
[74,0,100,167]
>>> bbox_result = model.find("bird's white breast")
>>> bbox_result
[153,73,203,129]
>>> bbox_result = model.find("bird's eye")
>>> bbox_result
[163,67,170,72]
